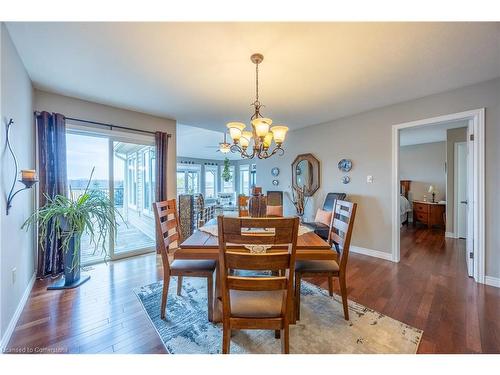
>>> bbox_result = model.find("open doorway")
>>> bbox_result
[391,109,485,284]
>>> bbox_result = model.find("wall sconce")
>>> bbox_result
[5,118,38,215]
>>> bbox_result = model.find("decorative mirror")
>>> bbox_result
[291,153,320,196]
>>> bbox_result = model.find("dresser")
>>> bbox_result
[413,201,446,229]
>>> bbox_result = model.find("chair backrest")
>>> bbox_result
[217,216,300,317]
[267,191,283,206]
[153,199,181,270]
[238,195,249,217]
[329,199,357,273]
[322,192,347,211]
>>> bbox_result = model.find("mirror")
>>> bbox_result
[292,153,320,196]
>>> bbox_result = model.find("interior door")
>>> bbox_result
[465,128,474,277]
[456,142,467,239]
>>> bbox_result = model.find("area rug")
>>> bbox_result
[134,278,422,354]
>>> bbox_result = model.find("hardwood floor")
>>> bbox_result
[5,226,500,354]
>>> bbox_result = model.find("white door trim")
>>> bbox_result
[391,109,485,284]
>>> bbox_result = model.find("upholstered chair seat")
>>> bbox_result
[229,290,284,318]
[295,259,339,273]
[170,259,217,272]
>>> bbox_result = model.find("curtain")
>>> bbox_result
[36,111,68,278]
[155,131,169,252]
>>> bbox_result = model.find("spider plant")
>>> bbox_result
[22,168,122,269]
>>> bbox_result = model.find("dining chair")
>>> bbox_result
[266,190,283,217]
[238,195,249,217]
[217,216,300,354]
[294,199,357,321]
[305,192,346,240]
[153,199,216,321]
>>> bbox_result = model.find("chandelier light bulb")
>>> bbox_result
[251,118,273,138]
[270,125,289,145]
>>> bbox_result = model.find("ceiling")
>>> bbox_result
[6,22,500,132]
[177,124,240,160]
[399,120,468,146]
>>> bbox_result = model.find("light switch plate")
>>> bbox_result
[367,175,373,183]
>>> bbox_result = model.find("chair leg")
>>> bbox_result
[328,276,334,297]
[281,324,290,354]
[177,276,183,296]
[339,275,349,320]
[275,330,280,339]
[294,273,301,322]
[222,321,231,354]
[207,274,214,322]
[161,275,170,320]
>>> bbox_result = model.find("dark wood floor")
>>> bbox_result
[5,226,500,354]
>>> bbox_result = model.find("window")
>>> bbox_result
[222,165,235,193]
[142,148,155,214]
[239,164,250,195]
[176,163,201,196]
[127,155,137,207]
[205,165,218,199]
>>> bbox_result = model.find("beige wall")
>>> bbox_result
[34,90,177,199]
[446,127,467,234]
[400,142,446,203]
[0,24,36,342]
[256,77,500,279]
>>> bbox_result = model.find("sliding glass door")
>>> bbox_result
[66,126,156,265]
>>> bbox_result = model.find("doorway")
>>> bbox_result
[66,125,157,265]
[391,109,485,284]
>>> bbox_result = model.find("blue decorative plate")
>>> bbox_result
[338,159,352,172]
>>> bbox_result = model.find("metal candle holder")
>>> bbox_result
[5,118,38,215]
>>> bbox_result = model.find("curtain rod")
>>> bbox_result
[34,111,172,137]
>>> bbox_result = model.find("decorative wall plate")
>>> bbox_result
[338,159,352,172]
[341,175,351,184]
[271,167,280,176]
[272,179,279,186]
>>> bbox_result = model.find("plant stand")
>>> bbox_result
[47,233,90,290]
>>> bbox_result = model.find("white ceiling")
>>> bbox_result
[6,22,500,132]
[400,120,468,146]
[177,124,240,160]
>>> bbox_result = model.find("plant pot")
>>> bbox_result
[47,230,90,290]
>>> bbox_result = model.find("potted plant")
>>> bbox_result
[222,157,232,183]
[23,168,120,289]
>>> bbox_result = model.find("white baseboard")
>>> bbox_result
[485,276,500,288]
[350,246,394,262]
[0,273,36,352]
[445,232,457,238]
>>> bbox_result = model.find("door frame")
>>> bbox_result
[391,109,485,284]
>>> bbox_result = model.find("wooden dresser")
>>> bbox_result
[413,201,446,229]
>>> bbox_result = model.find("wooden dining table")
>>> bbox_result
[176,220,334,323]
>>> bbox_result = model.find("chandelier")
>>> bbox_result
[221,53,289,159]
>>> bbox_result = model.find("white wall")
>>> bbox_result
[400,142,446,202]
[256,77,500,279]
[0,23,35,343]
[34,90,177,199]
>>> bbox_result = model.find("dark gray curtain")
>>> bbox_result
[36,111,67,278]
[155,131,169,253]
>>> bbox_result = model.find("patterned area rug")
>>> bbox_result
[134,278,422,354]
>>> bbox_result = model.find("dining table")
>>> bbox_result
[176,218,335,323]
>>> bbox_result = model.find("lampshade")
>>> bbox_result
[219,143,230,153]
[251,117,272,138]
[226,122,246,141]
[270,125,289,144]
[263,132,273,148]
[239,131,253,148]
[428,185,435,193]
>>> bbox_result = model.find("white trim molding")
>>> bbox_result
[485,276,500,289]
[350,246,394,262]
[391,108,486,284]
[445,232,457,239]
[0,273,35,352]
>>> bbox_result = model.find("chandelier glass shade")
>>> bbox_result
[224,54,288,159]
